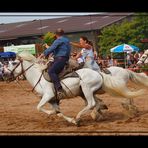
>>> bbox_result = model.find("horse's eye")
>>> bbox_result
[12,62,18,65]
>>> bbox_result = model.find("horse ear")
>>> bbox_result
[16,55,22,60]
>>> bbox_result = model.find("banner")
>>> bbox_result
[4,44,36,54]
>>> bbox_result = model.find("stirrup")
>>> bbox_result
[56,90,66,100]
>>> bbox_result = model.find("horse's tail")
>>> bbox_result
[126,69,148,87]
[100,72,145,99]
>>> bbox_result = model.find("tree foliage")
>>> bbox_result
[42,32,56,46]
[98,13,148,56]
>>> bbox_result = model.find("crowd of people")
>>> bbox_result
[126,51,144,67]
[71,50,145,69]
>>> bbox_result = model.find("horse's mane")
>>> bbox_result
[17,51,48,72]
[17,51,36,62]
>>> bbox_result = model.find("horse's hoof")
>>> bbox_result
[121,102,129,110]
[129,105,138,114]
[71,118,80,126]
[75,118,81,127]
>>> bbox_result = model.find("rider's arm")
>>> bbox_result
[44,39,62,57]
[70,42,91,49]
[70,42,82,48]
[75,52,82,60]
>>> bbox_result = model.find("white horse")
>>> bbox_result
[7,51,145,125]
[137,49,148,65]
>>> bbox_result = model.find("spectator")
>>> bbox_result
[106,55,114,67]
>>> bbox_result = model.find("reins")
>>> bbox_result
[32,72,43,92]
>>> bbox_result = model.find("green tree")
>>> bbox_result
[133,13,148,49]
[98,13,148,56]
[42,32,56,46]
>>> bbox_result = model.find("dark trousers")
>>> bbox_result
[48,57,68,91]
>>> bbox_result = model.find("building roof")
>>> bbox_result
[0,13,133,40]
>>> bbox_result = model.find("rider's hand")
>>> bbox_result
[38,53,45,59]
[43,43,50,49]
[45,43,49,48]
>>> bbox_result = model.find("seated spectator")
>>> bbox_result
[106,55,113,67]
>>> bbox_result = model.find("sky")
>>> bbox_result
[0,12,103,24]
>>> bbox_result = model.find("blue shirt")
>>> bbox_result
[43,36,71,59]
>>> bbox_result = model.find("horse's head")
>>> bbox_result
[6,58,24,81]
[7,51,36,81]
[137,49,148,65]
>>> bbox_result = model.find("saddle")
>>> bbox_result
[43,61,83,82]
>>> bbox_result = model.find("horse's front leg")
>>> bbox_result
[37,94,78,125]
[56,112,77,125]
[48,99,77,125]
[75,81,96,126]
[37,93,57,115]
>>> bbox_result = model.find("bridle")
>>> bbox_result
[8,58,34,82]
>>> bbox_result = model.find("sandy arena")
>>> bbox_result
[0,80,148,135]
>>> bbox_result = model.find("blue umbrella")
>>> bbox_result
[0,52,16,58]
[110,44,139,53]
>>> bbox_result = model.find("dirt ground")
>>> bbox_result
[0,80,148,136]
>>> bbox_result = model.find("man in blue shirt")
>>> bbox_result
[39,28,71,100]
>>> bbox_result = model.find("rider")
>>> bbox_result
[39,28,71,100]
[71,36,101,72]
[71,37,111,74]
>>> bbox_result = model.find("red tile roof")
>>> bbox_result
[0,13,133,40]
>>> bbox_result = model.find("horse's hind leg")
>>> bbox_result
[90,95,108,121]
[75,81,96,125]
[121,98,138,118]
[82,93,108,121]
[94,95,108,110]
[81,91,108,121]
